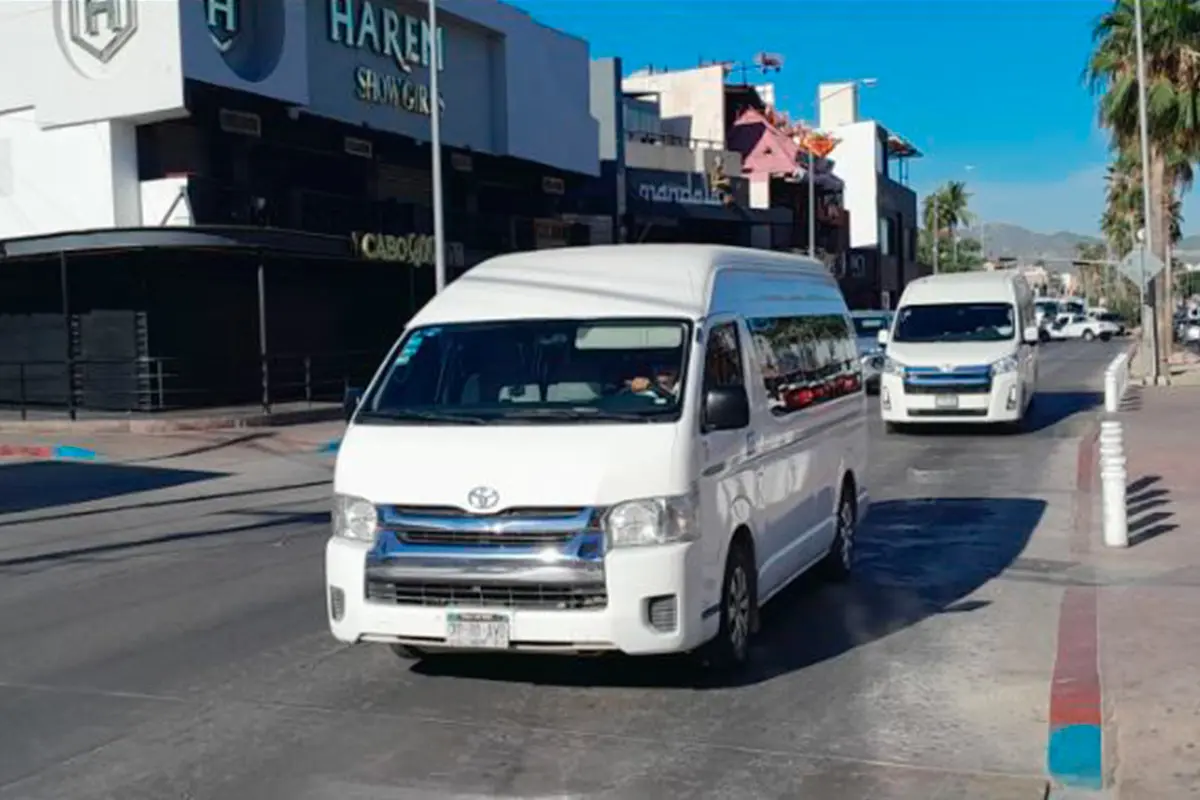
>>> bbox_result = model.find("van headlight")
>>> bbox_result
[604,490,699,547]
[990,355,1019,375]
[332,493,378,542]
[881,356,905,375]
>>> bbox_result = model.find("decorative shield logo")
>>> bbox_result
[66,0,138,64]
[466,486,500,511]
[941,363,955,373]
[205,0,239,53]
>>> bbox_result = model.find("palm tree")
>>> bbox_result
[921,181,976,269]
[1086,0,1200,358]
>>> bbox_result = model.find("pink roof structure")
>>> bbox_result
[728,107,843,190]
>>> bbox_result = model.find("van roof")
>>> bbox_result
[900,269,1026,305]
[409,244,831,325]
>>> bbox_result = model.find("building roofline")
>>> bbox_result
[0,226,354,260]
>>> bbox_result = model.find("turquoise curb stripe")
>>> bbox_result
[52,445,98,461]
[1047,724,1103,790]
[318,439,341,454]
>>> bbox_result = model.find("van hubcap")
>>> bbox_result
[727,564,751,657]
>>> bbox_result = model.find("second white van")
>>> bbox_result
[326,244,868,674]
[877,270,1040,431]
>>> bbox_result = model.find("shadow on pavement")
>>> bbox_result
[412,496,1045,689]
[0,461,228,515]
[0,510,329,569]
[1125,475,1178,546]
[0,478,331,528]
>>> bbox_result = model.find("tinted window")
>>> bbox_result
[359,318,690,425]
[893,303,1016,343]
[702,323,744,390]
[747,314,862,415]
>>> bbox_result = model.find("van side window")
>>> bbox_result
[746,314,862,415]
[702,323,744,390]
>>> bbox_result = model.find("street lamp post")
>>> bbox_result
[1133,0,1159,381]
[428,0,447,294]
[809,78,876,258]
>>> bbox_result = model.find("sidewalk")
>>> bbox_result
[0,420,345,463]
[1093,383,1200,797]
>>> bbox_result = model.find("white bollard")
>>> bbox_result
[1104,368,1119,412]
[1099,420,1129,548]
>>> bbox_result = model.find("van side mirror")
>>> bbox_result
[1022,326,1040,345]
[343,387,364,422]
[876,329,890,346]
[702,386,750,432]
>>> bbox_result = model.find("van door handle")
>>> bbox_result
[745,432,757,454]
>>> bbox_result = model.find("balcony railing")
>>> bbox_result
[625,129,727,151]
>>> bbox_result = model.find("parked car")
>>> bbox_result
[1087,310,1127,335]
[851,310,893,392]
[1045,313,1119,342]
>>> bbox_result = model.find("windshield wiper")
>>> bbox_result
[356,409,489,424]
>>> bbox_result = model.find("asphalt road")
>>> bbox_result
[0,340,1125,800]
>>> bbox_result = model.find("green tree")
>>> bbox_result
[919,182,981,271]
[1086,0,1200,358]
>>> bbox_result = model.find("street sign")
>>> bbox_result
[1117,245,1165,289]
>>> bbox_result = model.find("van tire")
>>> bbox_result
[701,537,757,674]
[389,644,427,661]
[1082,329,1096,341]
[884,422,902,434]
[819,484,857,582]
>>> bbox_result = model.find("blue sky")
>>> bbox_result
[511,0,1198,236]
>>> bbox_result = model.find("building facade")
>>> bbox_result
[0,0,600,412]
[581,59,792,248]
[819,82,923,310]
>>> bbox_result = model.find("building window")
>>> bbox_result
[745,314,862,415]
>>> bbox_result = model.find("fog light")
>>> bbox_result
[881,387,891,410]
[646,594,678,633]
[329,586,346,621]
[1006,386,1018,410]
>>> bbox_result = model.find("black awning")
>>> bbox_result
[0,226,354,260]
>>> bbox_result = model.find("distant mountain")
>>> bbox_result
[965,224,1200,265]
[962,223,1102,268]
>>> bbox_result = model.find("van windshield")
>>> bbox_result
[356,318,692,425]
[892,303,1016,343]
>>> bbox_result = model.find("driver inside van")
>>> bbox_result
[628,366,680,399]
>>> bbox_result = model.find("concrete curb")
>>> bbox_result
[0,405,341,435]
[0,443,100,461]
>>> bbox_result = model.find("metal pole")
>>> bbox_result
[428,0,447,294]
[257,258,270,413]
[807,149,816,258]
[1133,0,1159,382]
[932,194,940,274]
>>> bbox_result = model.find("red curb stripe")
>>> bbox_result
[1050,585,1102,728]
[0,444,53,459]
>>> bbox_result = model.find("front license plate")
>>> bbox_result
[446,612,510,649]
[935,394,959,409]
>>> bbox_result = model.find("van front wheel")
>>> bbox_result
[819,486,856,582]
[701,539,756,673]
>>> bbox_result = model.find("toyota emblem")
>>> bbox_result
[466,486,500,511]
[941,364,955,373]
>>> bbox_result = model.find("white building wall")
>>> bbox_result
[622,66,727,145]
[828,120,879,249]
[0,0,187,241]
[0,109,143,239]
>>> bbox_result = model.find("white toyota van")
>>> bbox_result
[326,244,868,671]
[877,270,1040,431]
